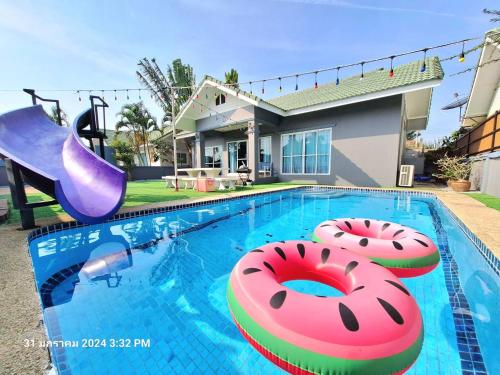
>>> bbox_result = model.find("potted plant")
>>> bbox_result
[433,154,472,192]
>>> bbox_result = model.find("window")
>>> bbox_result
[204,146,222,168]
[227,140,247,172]
[215,94,226,106]
[281,128,331,175]
[259,136,272,163]
[177,152,187,165]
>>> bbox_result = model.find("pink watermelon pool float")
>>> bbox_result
[313,219,440,277]
[227,240,424,374]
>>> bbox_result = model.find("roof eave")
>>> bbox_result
[282,78,443,117]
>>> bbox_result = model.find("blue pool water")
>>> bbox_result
[28,188,499,374]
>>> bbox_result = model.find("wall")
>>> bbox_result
[481,156,500,197]
[0,159,7,186]
[129,166,188,181]
[273,95,403,187]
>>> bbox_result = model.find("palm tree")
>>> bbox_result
[47,105,70,126]
[224,68,239,88]
[115,102,158,166]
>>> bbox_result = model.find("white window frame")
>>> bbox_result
[204,145,223,168]
[280,128,332,175]
[259,136,272,164]
[226,139,248,172]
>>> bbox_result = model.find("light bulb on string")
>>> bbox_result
[249,81,253,95]
[114,90,117,100]
[77,90,82,102]
[278,78,282,92]
[138,89,142,99]
[459,42,465,63]
[420,49,428,72]
[295,75,299,91]
[360,62,365,80]
[336,67,340,85]
[101,90,105,100]
[126,90,129,100]
[314,72,318,89]
[262,80,265,95]
[389,56,395,78]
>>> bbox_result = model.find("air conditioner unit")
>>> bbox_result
[398,165,415,187]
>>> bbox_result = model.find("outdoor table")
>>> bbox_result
[178,168,222,178]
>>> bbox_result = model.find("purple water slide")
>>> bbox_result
[0,105,127,224]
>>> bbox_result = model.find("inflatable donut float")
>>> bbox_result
[313,219,440,278]
[227,241,423,374]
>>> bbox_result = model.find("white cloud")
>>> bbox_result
[0,2,134,77]
[274,0,477,19]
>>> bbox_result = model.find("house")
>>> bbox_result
[175,57,444,187]
[457,28,500,196]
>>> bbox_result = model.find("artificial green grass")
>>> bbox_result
[467,193,500,212]
[0,180,300,225]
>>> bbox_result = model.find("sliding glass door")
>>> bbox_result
[227,140,247,172]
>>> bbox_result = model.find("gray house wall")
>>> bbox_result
[275,95,403,187]
[195,95,404,187]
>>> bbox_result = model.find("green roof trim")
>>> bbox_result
[267,57,443,111]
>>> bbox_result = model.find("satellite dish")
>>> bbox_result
[441,96,468,110]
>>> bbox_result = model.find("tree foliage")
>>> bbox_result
[224,68,239,88]
[47,105,70,127]
[483,8,500,22]
[115,102,159,166]
[110,139,135,179]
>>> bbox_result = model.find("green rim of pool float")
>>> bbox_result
[311,233,440,269]
[227,283,424,375]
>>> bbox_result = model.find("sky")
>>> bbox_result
[0,0,496,141]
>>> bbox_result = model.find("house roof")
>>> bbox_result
[267,57,443,111]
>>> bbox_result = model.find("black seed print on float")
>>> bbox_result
[263,262,276,274]
[274,247,287,260]
[385,280,410,296]
[297,243,305,258]
[393,229,405,238]
[344,221,352,230]
[320,224,331,227]
[334,232,345,238]
[250,249,264,253]
[382,223,391,231]
[414,239,429,247]
[392,241,404,250]
[371,261,383,266]
[345,261,359,275]
[339,303,359,331]
[351,285,365,292]
[321,248,331,263]
[243,268,262,275]
[377,298,404,324]
[359,238,369,247]
[270,290,287,309]
[316,295,326,298]
[364,220,370,228]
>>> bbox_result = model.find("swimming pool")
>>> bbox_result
[28,187,499,374]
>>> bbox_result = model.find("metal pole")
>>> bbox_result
[171,88,179,192]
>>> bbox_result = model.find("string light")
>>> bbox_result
[114,90,117,100]
[360,62,365,80]
[126,89,129,100]
[101,90,105,100]
[459,42,465,62]
[278,77,282,92]
[389,56,395,78]
[421,48,428,72]
[295,75,298,91]
[314,72,318,89]
[336,68,340,85]
[77,90,81,102]
[262,80,265,95]
[249,81,253,95]
[138,89,142,99]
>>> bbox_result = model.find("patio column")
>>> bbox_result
[247,121,259,181]
[195,132,205,168]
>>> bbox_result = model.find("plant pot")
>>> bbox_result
[449,180,471,192]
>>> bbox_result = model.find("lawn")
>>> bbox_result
[467,193,500,212]
[0,180,300,225]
